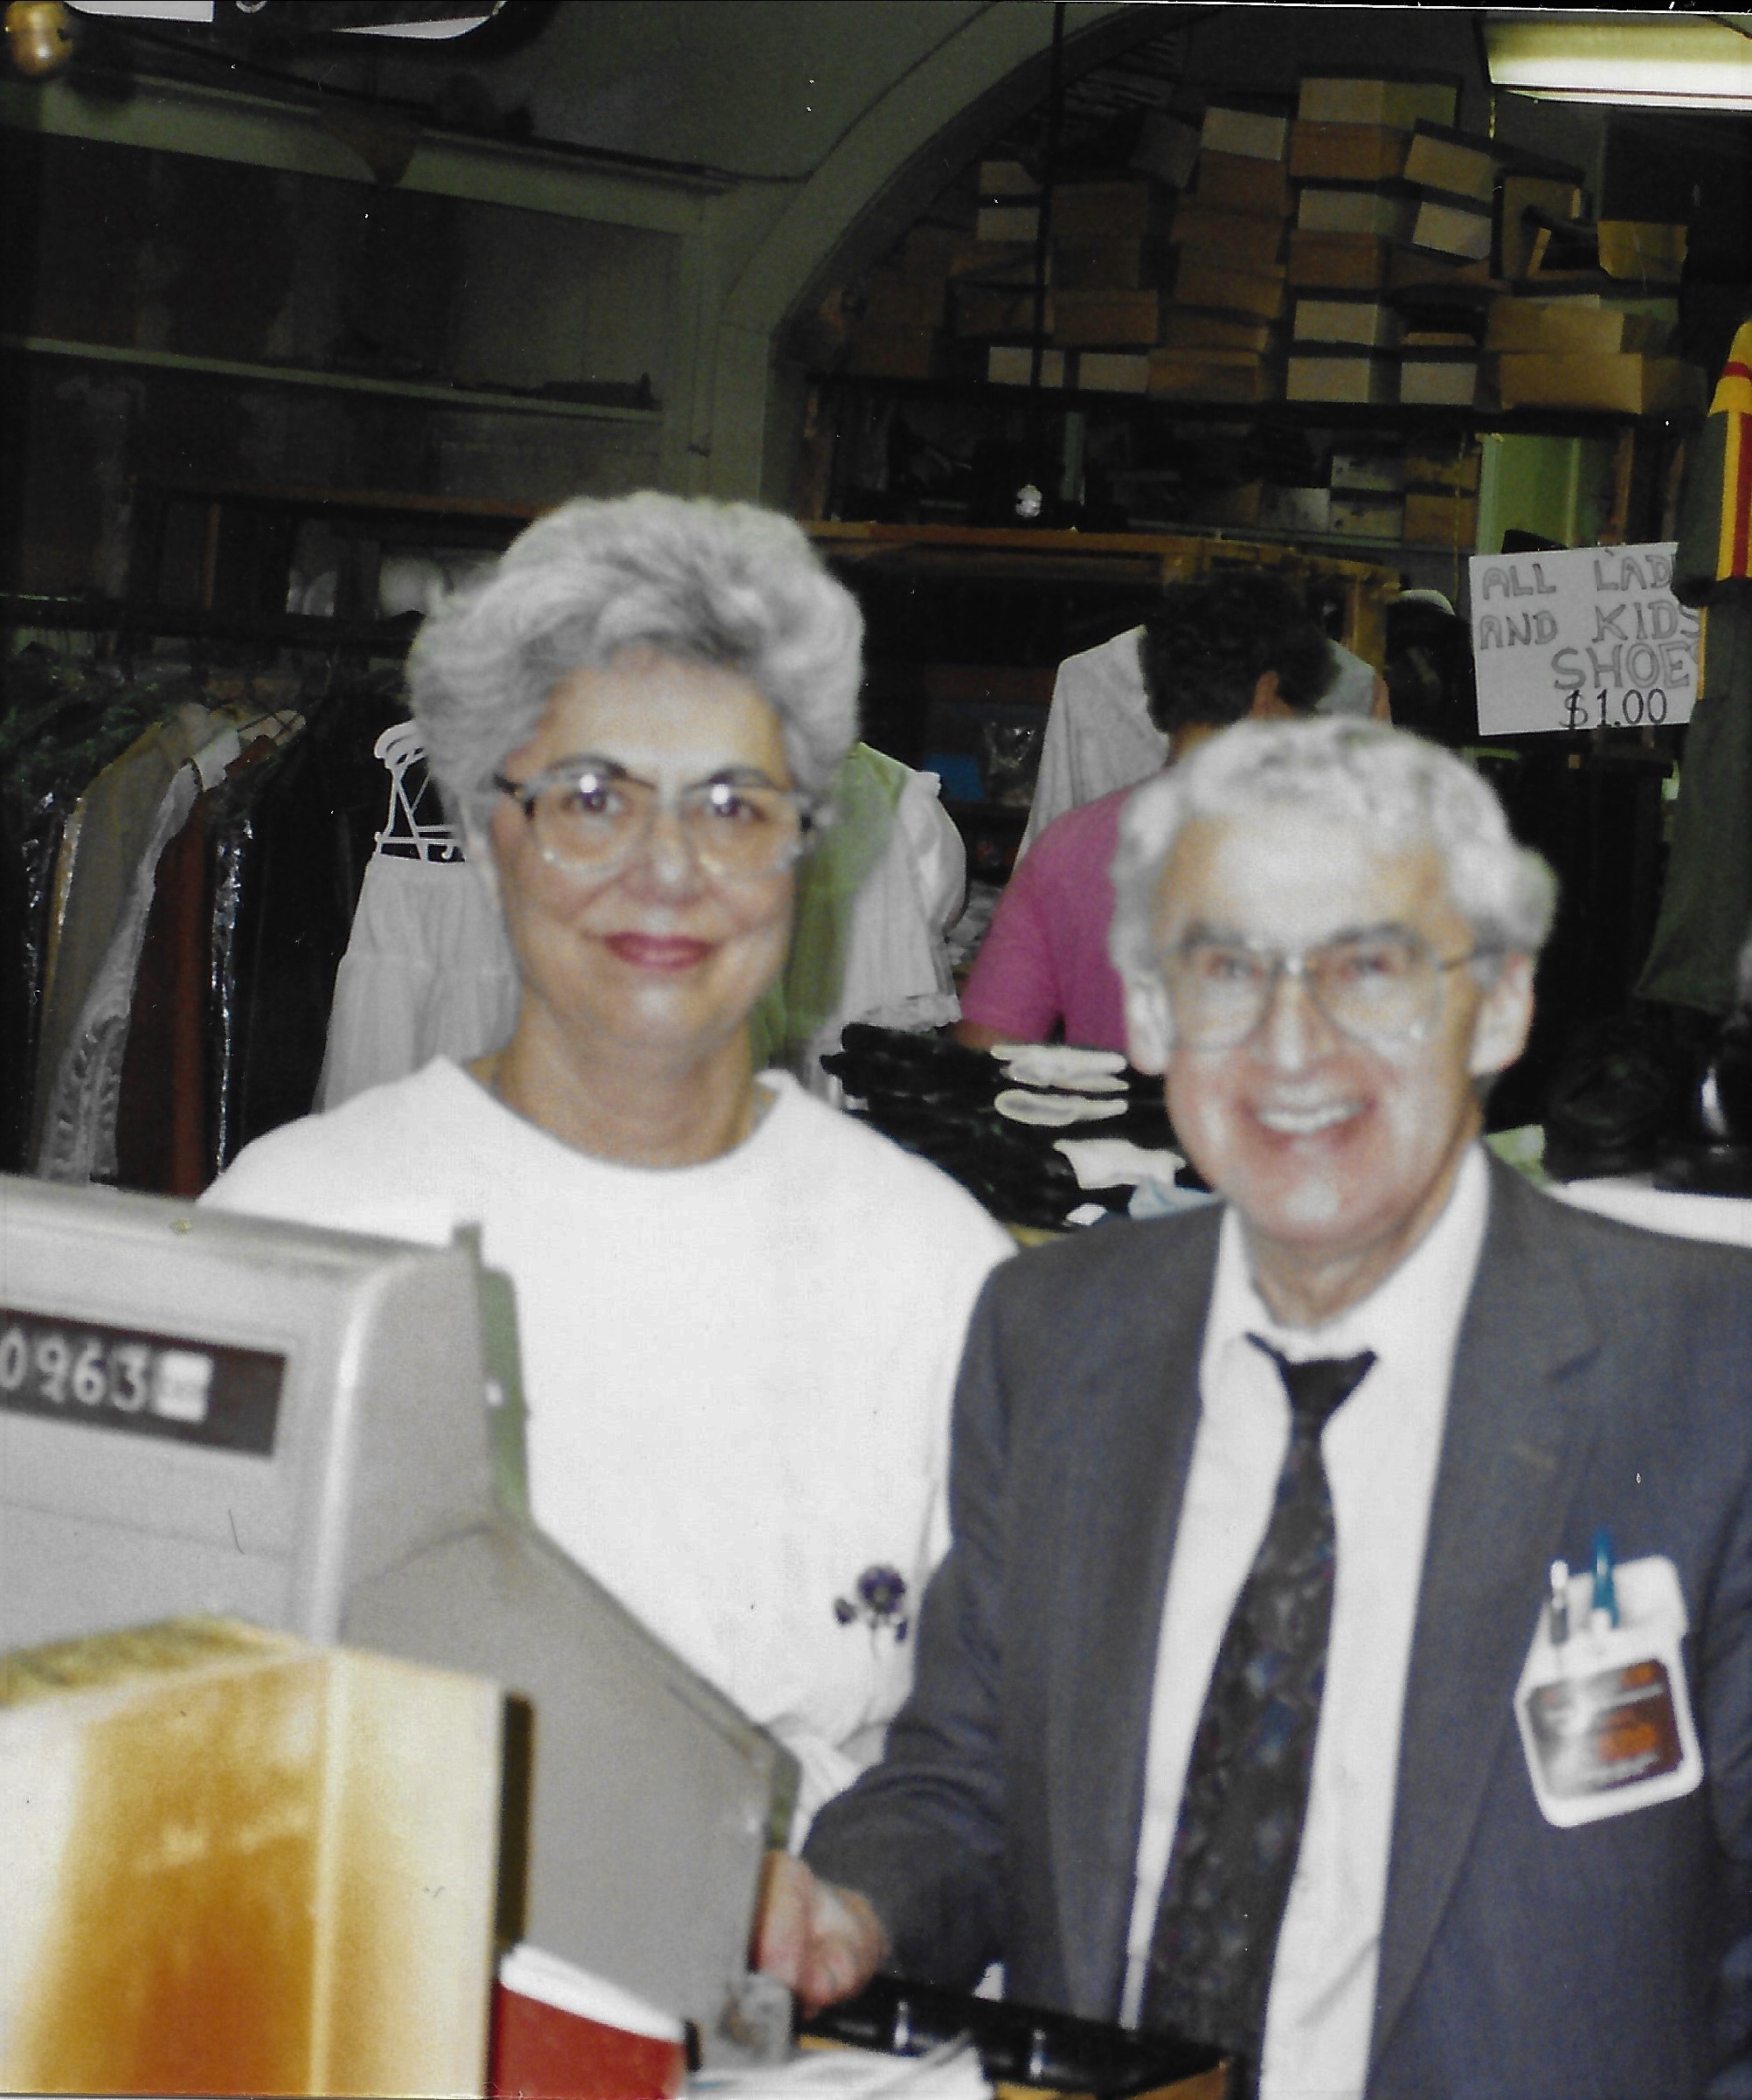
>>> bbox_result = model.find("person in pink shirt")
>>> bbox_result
[955,573,1340,1054]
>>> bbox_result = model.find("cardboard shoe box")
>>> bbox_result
[1147,350,1277,403]
[987,343,1067,387]
[1485,301,1668,357]
[1493,353,1705,415]
[1399,349,1483,405]
[1288,121,1410,184]
[955,285,1050,339]
[1130,111,1202,189]
[1287,231,1393,290]
[1286,349,1398,404]
[1172,197,1287,272]
[1260,483,1333,532]
[1293,294,1402,348]
[1188,481,1265,527]
[1076,350,1153,393]
[1160,310,1275,355]
[1598,220,1686,283]
[1201,102,1291,163]
[1053,237,1174,292]
[1196,149,1294,220]
[1402,443,1480,493]
[1296,74,1459,130]
[1329,491,1406,540]
[1051,288,1161,348]
[1331,448,1406,493]
[1173,254,1288,319]
[1402,489,1479,545]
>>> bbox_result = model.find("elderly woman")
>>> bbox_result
[204,493,1013,1826]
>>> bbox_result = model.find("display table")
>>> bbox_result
[1549,1175,1752,1247]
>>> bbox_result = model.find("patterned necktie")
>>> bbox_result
[1139,1338,1377,2079]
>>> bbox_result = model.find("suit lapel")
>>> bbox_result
[1369,1161,1602,2071]
[1045,1216,1221,2018]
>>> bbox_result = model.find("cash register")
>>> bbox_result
[0,1172,793,2069]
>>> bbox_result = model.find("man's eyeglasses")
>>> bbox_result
[1157,929,1493,1050]
[493,757,818,884]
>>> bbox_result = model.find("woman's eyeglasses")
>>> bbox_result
[493,757,817,884]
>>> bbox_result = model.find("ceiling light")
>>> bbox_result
[63,0,502,34]
[1484,11,1752,112]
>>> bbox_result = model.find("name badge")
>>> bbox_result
[1513,1554,1702,1828]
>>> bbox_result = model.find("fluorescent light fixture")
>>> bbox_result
[64,0,499,32]
[336,5,501,35]
[66,1,214,19]
[1484,12,1752,111]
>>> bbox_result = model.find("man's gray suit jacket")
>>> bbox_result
[807,1158,1752,2099]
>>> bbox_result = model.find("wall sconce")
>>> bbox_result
[1483,11,1752,112]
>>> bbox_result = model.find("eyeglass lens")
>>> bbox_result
[1164,932,1450,1048]
[530,767,805,880]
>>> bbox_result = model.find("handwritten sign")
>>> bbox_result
[1467,544,1700,737]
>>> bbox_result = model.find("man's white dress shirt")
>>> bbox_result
[1121,1145,1491,2100]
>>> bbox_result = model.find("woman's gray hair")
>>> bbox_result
[1109,717,1558,987]
[407,492,864,830]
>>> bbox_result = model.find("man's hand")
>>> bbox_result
[753,1850,889,2014]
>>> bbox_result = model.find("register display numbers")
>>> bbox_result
[1467,543,1700,737]
[0,1306,282,1455]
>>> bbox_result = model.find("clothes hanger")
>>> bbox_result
[370,720,464,863]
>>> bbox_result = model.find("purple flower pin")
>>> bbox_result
[835,1563,910,1641]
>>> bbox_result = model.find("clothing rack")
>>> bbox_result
[4,642,412,1189]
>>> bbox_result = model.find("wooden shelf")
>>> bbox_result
[133,476,545,529]
[806,518,1396,583]
[812,516,1472,562]
[1188,524,1478,557]
[0,335,661,423]
[807,370,1694,436]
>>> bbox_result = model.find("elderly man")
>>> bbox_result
[761,718,1752,2099]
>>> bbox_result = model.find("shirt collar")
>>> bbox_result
[1207,1142,1492,1373]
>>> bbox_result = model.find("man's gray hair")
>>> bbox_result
[1109,717,1558,987]
[407,492,864,831]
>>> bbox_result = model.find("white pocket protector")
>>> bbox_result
[1513,1555,1702,1829]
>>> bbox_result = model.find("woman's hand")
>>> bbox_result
[753,1850,889,2014]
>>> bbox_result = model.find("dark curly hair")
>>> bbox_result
[1138,572,1336,737]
